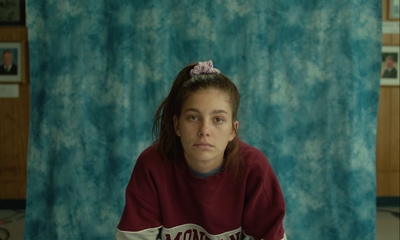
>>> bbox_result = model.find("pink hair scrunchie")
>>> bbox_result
[190,60,221,76]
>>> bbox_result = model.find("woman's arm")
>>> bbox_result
[116,148,162,240]
[241,147,287,240]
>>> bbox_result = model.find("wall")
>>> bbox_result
[0,27,29,199]
[376,0,400,197]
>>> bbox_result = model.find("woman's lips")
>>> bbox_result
[194,142,213,148]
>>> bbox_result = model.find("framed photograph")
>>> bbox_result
[388,0,400,20]
[0,42,24,83]
[381,46,400,86]
[0,0,26,25]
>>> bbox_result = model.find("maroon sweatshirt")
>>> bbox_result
[117,141,286,240]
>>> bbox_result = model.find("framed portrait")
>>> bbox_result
[381,46,400,86]
[0,0,26,25]
[0,42,24,83]
[388,0,400,20]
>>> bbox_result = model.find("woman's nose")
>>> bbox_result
[198,121,211,137]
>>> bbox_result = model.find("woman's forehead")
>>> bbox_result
[181,89,232,112]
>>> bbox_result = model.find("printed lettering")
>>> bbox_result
[164,226,241,240]
[192,229,200,240]
[183,229,192,240]
[229,232,241,240]
[165,232,182,240]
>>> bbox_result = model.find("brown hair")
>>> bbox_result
[152,62,243,174]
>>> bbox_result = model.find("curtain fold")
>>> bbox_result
[25,0,381,239]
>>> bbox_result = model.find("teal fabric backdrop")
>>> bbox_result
[25,0,381,239]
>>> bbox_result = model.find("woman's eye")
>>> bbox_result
[189,116,198,121]
[215,117,224,123]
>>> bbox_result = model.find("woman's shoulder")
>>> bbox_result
[238,140,273,174]
[135,143,169,170]
[138,143,161,159]
[239,140,268,161]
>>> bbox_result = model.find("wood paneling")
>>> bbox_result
[382,0,388,20]
[392,34,400,45]
[0,27,29,199]
[377,1,400,197]
[377,88,391,171]
[376,87,400,196]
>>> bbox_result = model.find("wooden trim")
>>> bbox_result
[377,197,400,207]
[0,199,25,209]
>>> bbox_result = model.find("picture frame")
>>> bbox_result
[0,0,26,26]
[381,46,400,86]
[388,0,400,20]
[0,42,24,83]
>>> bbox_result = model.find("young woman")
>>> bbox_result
[116,60,287,240]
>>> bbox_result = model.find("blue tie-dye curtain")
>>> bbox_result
[25,0,381,239]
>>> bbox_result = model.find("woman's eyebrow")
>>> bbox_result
[212,109,228,115]
[184,108,228,115]
[183,108,200,113]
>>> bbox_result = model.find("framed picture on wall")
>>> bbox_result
[381,46,400,86]
[0,0,26,25]
[388,0,400,20]
[0,42,24,83]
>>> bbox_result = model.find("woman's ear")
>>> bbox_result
[229,121,239,141]
[173,115,180,136]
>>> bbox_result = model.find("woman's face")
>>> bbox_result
[174,88,239,173]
